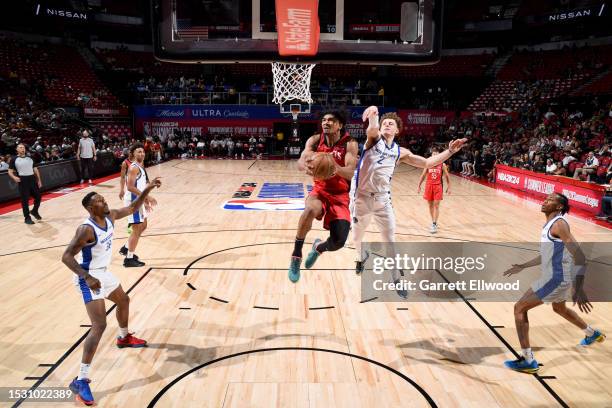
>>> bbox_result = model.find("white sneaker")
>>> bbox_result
[80,179,84,184]
[429,223,438,234]
[88,180,93,185]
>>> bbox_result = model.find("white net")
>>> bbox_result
[271,62,316,105]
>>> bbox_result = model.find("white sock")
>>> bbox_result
[584,325,595,336]
[119,327,129,338]
[127,251,134,259]
[522,348,534,363]
[77,363,90,380]
[123,242,129,248]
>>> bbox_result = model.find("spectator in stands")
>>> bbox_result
[210,137,219,157]
[218,137,227,157]
[481,147,496,177]
[226,136,235,158]
[461,150,475,176]
[562,151,577,167]
[177,138,187,155]
[151,139,162,163]
[596,190,612,222]
[0,155,9,171]
[196,138,205,157]
[553,161,567,176]
[573,151,599,182]
[234,139,244,159]
[77,130,96,185]
[2,132,17,154]
[248,136,257,157]
[545,159,557,174]
[258,134,266,157]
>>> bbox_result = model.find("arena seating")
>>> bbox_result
[97,123,132,139]
[0,40,121,109]
[398,54,495,78]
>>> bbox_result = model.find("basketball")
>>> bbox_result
[310,152,336,180]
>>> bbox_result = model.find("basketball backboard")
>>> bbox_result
[152,0,443,65]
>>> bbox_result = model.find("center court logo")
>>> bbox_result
[222,199,305,211]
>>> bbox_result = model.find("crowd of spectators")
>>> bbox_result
[443,101,612,186]
[149,130,270,161]
[132,74,384,106]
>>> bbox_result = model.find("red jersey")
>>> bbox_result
[313,133,352,194]
[426,164,443,186]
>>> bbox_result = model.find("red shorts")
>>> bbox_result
[309,186,350,230]
[423,183,443,201]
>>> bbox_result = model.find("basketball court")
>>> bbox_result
[1,159,611,407]
[1,0,611,407]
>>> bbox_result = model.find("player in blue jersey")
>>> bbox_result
[503,193,605,373]
[61,176,161,406]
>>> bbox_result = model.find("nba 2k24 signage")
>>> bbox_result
[494,165,604,214]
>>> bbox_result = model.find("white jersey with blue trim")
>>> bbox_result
[539,215,574,283]
[352,137,401,194]
[77,217,114,271]
[124,162,148,205]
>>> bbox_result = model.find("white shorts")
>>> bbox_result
[127,204,147,225]
[532,278,572,303]
[73,268,120,304]
[352,191,396,241]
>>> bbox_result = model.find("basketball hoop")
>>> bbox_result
[271,62,316,106]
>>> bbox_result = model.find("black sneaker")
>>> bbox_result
[355,251,369,275]
[355,260,365,275]
[124,257,145,267]
[25,217,35,225]
[31,211,42,220]
[119,246,128,256]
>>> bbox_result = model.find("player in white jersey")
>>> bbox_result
[62,176,161,406]
[352,106,466,297]
[123,143,157,267]
[503,193,605,373]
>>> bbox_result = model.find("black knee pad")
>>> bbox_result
[327,220,350,251]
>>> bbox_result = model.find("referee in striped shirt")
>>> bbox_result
[8,143,43,224]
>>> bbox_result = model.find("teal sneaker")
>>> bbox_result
[504,357,539,373]
[304,238,322,269]
[288,256,301,283]
[580,330,605,346]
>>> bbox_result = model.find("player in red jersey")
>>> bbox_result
[288,111,358,283]
[417,147,450,234]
